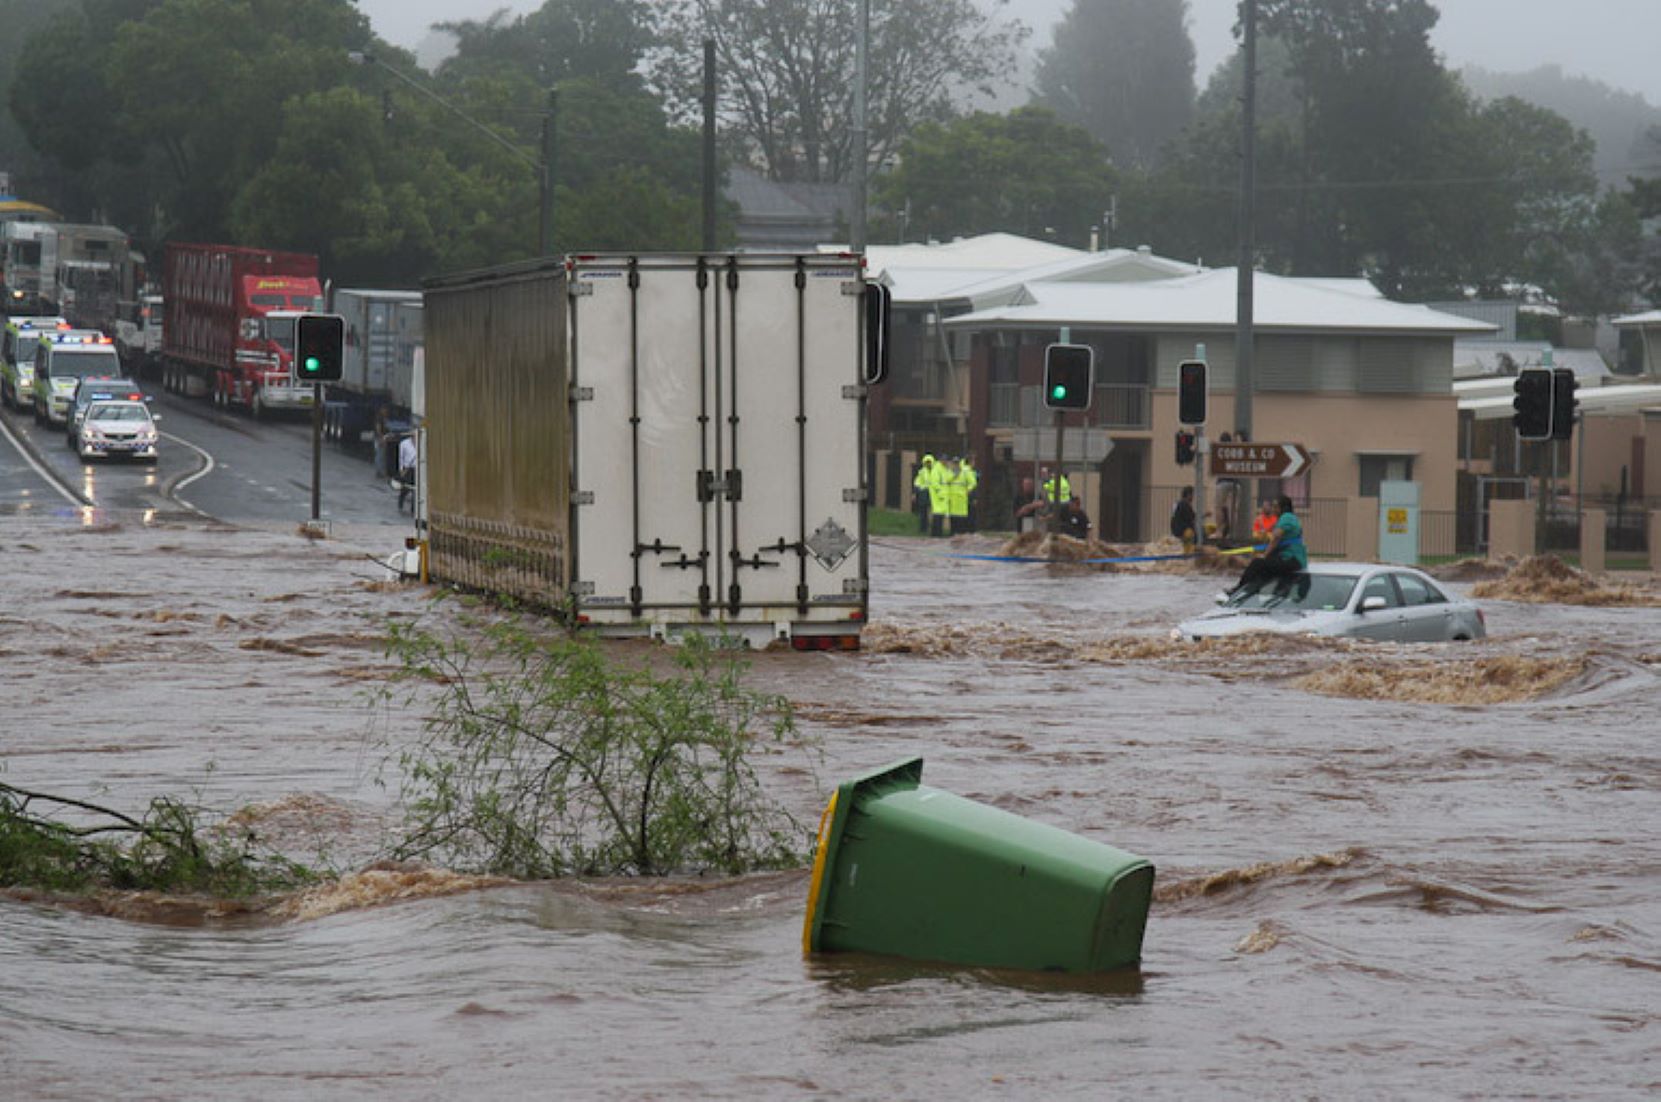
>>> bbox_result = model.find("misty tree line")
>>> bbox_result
[3,0,1658,312]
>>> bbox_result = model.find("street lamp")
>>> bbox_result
[348,50,556,257]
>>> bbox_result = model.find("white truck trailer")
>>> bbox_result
[421,253,887,647]
[323,288,423,453]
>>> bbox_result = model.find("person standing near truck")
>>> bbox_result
[397,431,417,513]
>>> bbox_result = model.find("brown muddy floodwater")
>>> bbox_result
[2,516,1659,1099]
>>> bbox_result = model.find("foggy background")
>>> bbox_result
[357,0,1661,106]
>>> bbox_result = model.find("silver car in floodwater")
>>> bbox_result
[1175,562,1487,643]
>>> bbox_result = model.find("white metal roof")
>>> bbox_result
[864,233,1082,281]
[943,268,1496,335]
[1452,343,1610,382]
[1612,309,1661,327]
[933,247,1201,310]
[1459,382,1661,420]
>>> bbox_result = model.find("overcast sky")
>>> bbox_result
[356,0,1661,106]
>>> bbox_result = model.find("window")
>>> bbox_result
[1393,573,1446,606]
[1359,574,1402,608]
[1358,455,1414,498]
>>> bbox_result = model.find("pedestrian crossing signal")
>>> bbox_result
[1550,367,1577,442]
[295,314,345,383]
[1512,367,1552,440]
[1043,343,1094,411]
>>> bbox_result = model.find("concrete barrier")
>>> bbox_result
[1579,507,1606,575]
[1489,499,1535,560]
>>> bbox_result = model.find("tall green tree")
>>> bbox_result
[436,0,659,92]
[873,106,1116,247]
[1118,0,1605,304]
[0,0,80,200]
[1033,0,1195,169]
[653,0,1027,183]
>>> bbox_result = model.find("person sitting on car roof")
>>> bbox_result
[1227,495,1306,595]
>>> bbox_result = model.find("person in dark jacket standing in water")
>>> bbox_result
[1228,495,1306,594]
[1170,486,1197,548]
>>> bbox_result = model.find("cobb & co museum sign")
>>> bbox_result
[1209,442,1313,479]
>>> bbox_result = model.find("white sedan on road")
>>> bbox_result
[1175,562,1487,643]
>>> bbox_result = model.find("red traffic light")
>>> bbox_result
[1178,360,1207,425]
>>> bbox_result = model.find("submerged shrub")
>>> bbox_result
[380,617,815,878]
[0,782,320,898]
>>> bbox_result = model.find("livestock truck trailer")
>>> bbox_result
[421,252,889,648]
[160,242,323,416]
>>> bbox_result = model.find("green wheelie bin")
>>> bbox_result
[803,758,1154,972]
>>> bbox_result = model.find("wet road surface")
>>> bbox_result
[1,508,1657,1098]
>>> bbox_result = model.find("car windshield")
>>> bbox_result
[47,351,121,378]
[87,402,150,422]
[1226,573,1359,612]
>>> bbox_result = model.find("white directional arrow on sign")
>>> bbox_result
[1209,442,1313,479]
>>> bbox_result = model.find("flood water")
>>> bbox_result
[2,514,1658,1098]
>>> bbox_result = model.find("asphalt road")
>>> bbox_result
[0,388,405,527]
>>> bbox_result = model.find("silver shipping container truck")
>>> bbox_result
[325,288,424,446]
[422,253,886,647]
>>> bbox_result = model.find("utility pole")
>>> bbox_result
[540,88,557,257]
[702,39,718,252]
[851,0,869,250]
[1234,0,1258,541]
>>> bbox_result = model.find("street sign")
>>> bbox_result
[1012,427,1114,464]
[1209,442,1312,479]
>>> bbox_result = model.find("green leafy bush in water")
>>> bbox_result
[380,616,815,878]
[0,783,320,898]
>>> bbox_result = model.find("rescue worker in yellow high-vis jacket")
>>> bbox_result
[927,454,951,537]
[1041,467,1072,503]
[945,457,970,534]
[960,456,979,532]
[912,455,936,534]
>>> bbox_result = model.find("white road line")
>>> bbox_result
[0,413,83,506]
[160,431,215,515]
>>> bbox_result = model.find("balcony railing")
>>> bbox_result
[988,383,1150,429]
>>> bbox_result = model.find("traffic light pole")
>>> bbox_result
[1193,428,1207,546]
[1050,409,1065,535]
[311,382,323,523]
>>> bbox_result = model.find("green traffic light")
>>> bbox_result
[304,356,321,373]
[1051,384,1067,400]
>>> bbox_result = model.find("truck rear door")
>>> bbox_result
[569,254,868,638]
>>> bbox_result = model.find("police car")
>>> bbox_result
[32,330,120,426]
[74,399,159,463]
[66,377,146,445]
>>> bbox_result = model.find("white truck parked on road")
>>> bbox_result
[420,253,889,648]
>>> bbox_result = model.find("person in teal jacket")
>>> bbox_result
[1228,495,1306,594]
